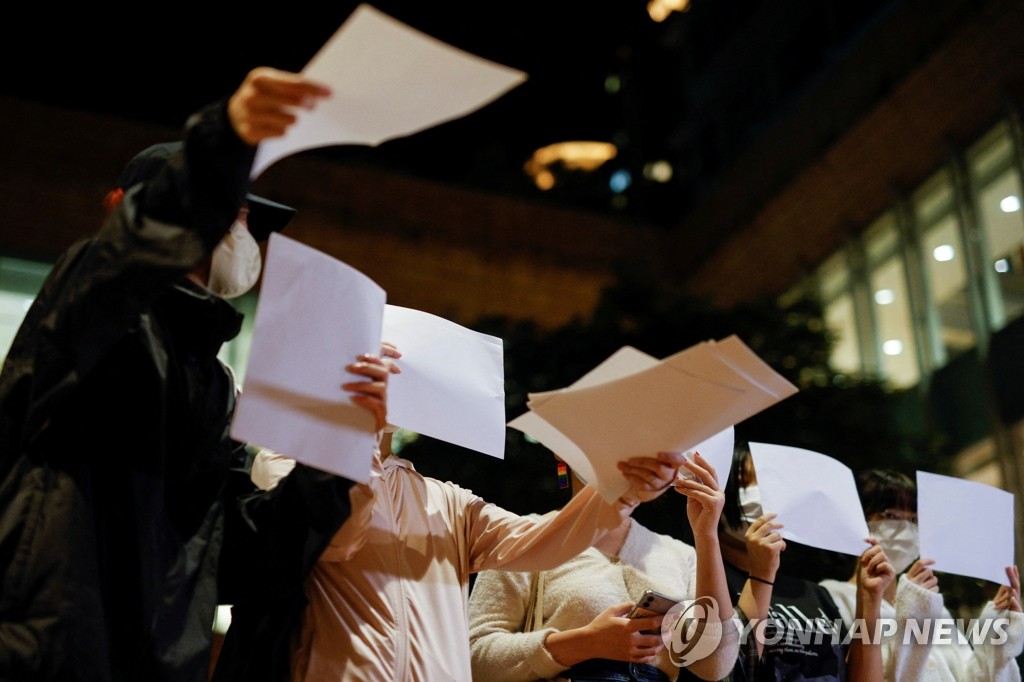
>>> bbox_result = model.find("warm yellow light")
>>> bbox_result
[647,0,690,22]
[643,160,673,183]
[523,141,618,189]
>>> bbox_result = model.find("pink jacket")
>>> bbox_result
[255,450,636,681]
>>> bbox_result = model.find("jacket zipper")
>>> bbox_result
[383,468,409,681]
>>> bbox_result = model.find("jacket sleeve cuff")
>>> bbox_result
[529,629,570,679]
[979,602,1024,659]
[895,574,944,620]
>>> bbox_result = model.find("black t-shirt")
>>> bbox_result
[679,563,849,681]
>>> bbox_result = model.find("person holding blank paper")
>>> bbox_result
[686,440,894,682]
[247,346,690,682]
[0,67,331,681]
[820,468,1023,681]
[468,451,740,682]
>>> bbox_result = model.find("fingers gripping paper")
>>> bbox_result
[510,337,797,503]
[252,4,528,178]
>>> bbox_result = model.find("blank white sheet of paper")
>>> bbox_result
[381,304,505,459]
[749,442,870,556]
[231,233,386,482]
[917,470,1015,585]
[510,346,660,503]
[528,338,794,478]
[252,4,527,178]
[680,426,736,493]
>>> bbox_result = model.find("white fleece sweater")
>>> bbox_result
[821,576,1023,682]
[469,519,739,682]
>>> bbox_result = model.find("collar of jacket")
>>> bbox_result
[153,280,244,355]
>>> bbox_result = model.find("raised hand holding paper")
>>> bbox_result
[231,234,385,482]
[252,4,528,178]
[511,337,795,503]
[917,470,1015,585]
[509,346,660,502]
[748,442,871,556]
[231,235,508,481]
[679,426,735,489]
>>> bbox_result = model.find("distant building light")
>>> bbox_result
[874,289,895,305]
[523,141,617,189]
[610,169,632,193]
[1000,195,1021,213]
[933,244,956,262]
[643,160,673,183]
[883,339,904,356]
[647,0,690,22]
[605,75,622,94]
[995,258,1011,273]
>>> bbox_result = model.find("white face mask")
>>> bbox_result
[739,484,764,525]
[208,221,262,299]
[868,518,919,574]
[723,484,764,543]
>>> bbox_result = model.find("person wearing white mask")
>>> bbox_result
[0,67,335,681]
[821,468,1024,681]
[690,440,894,682]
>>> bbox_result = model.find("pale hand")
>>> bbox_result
[994,565,1021,613]
[618,451,685,505]
[671,451,725,538]
[857,539,896,601]
[227,67,331,145]
[745,512,786,583]
[579,602,665,664]
[906,558,939,593]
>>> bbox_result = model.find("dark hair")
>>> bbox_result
[857,468,916,518]
[722,439,753,530]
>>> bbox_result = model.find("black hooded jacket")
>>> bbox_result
[0,99,341,682]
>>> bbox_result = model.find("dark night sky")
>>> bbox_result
[4,2,661,212]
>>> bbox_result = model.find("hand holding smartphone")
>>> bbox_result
[627,589,680,634]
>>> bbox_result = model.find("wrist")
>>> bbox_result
[748,561,778,582]
[616,494,642,511]
[544,628,588,667]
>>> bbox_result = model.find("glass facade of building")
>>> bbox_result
[809,113,1024,481]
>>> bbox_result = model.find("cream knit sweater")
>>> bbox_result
[469,519,739,681]
[821,575,1023,682]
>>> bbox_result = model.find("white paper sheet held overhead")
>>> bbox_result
[749,442,870,556]
[917,471,1015,585]
[679,426,735,491]
[231,233,386,482]
[252,4,528,178]
[527,337,795,475]
[382,305,505,459]
[511,346,660,503]
[511,339,794,504]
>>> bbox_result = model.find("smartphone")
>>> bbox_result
[627,589,681,633]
